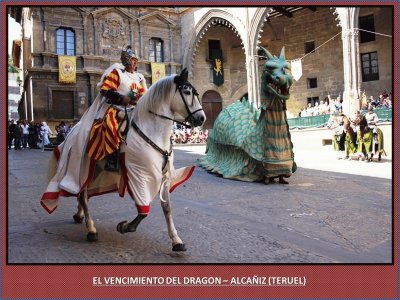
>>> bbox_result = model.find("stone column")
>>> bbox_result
[245,8,258,107]
[93,17,98,56]
[138,20,143,58]
[337,7,361,116]
[82,15,87,55]
[169,26,174,62]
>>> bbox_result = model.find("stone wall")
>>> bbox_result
[191,24,246,107]
[262,7,344,116]
[26,7,184,122]
[358,6,393,98]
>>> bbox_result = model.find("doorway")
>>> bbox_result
[201,90,222,129]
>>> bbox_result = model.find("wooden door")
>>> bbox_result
[52,90,74,119]
[202,90,222,129]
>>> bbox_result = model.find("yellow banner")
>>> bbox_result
[151,62,166,84]
[58,55,76,83]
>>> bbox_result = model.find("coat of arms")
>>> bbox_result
[103,17,125,40]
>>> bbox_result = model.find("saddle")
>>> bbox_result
[104,105,134,172]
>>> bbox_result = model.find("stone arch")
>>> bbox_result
[183,9,247,77]
[201,90,223,129]
[231,85,249,102]
[250,7,272,56]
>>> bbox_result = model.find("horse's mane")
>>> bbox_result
[133,75,176,122]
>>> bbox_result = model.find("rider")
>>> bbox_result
[364,106,379,135]
[327,110,348,159]
[87,46,148,171]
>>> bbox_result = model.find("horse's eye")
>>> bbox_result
[183,90,191,95]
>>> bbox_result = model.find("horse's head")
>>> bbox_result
[172,68,206,128]
[259,46,293,101]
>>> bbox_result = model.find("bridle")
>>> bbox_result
[149,82,203,128]
[131,80,204,170]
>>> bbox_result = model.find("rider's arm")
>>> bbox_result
[100,69,130,105]
[140,74,148,93]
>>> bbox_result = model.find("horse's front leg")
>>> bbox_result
[79,189,98,242]
[160,189,186,252]
[116,214,147,233]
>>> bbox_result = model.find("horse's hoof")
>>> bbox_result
[73,214,83,224]
[172,243,187,252]
[117,221,129,234]
[87,232,98,242]
[278,177,289,184]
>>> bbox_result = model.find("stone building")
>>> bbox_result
[10,6,393,128]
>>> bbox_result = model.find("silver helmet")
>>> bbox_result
[120,45,139,68]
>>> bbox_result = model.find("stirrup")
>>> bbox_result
[104,150,120,172]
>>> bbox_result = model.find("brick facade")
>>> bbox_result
[15,6,393,124]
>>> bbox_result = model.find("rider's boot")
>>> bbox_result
[105,149,120,172]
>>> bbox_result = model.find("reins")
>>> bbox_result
[131,119,172,170]
[149,82,203,128]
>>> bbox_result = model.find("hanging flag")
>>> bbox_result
[58,55,76,83]
[291,59,303,81]
[151,62,166,84]
[211,49,224,86]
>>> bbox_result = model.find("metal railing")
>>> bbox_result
[287,108,392,129]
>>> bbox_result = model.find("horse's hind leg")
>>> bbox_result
[160,191,186,252]
[79,189,98,242]
[73,203,84,223]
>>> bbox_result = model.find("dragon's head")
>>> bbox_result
[259,46,293,101]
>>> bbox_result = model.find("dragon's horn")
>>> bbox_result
[258,46,274,60]
[279,47,286,59]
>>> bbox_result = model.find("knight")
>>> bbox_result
[89,46,148,171]
[41,46,147,213]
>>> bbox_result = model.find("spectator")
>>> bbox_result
[21,120,29,149]
[28,121,38,149]
[40,121,53,151]
[313,102,320,116]
[8,120,17,150]
[14,121,23,150]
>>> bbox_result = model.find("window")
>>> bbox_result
[359,15,375,43]
[307,97,319,106]
[304,41,315,54]
[56,28,75,56]
[361,52,379,82]
[149,38,164,62]
[208,39,221,60]
[307,78,318,89]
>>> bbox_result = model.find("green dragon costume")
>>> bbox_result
[199,47,296,183]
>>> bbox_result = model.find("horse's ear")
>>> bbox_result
[181,68,188,82]
[174,68,189,85]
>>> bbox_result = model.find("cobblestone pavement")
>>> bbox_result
[7,146,392,264]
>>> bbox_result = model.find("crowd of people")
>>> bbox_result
[327,107,382,161]
[299,90,392,118]
[171,124,209,144]
[8,118,208,151]
[361,90,392,110]
[299,97,341,117]
[8,119,74,151]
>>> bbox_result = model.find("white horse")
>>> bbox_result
[44,69,205,251]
